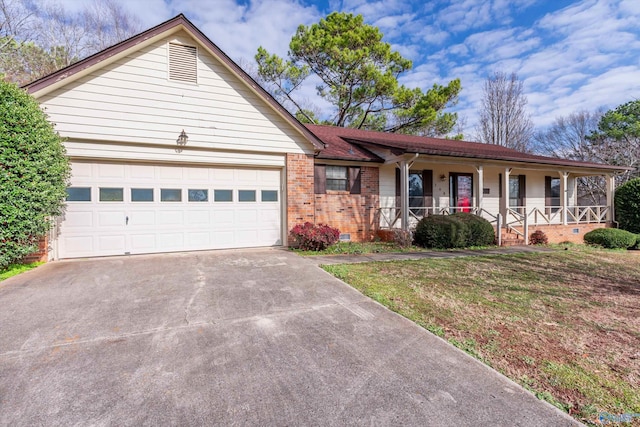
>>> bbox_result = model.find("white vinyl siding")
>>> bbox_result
[37,31,313,156]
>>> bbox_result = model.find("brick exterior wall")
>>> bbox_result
[314,166,379,242]
[22,236,49,263]
[286,153,316,243]
[510,223,611,244]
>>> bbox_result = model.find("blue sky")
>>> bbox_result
[63,0,640,137]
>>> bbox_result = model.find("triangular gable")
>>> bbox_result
[25,14,324,152]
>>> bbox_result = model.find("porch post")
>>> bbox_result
[499,168,510,221]
[560,171,569,225]
[399,160,409,231]
[606,174,615,222]
[475,165,484,212]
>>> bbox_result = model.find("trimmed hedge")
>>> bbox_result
[0,80,70,269]
[635,234,640,250]
[414,213,495,249]
[615,178,640,234]
[451,212,496,247]
[583,228,637,249]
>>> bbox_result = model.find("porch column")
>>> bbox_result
[499,168,510,221]
[475,165,484,212]
[399,160,409,231]
[606,174,615,222]
[559,171,569,225]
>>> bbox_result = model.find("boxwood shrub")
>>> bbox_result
[583,228,637,249]
[414,215,468,249]
[450,212,496,247]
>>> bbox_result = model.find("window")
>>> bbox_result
[314,165,361,194]
[509,176,526,209]
[326,166,348,191]
[545,177,561,212]
[99,187,123,202]
[238,190,256,202]
[66,187,91,202]
[214,189,233,202]
[261,190,278,202]
[160,189,182,202]
[395,170,433,214]
[188,189,208,202]
[131,188,153,202]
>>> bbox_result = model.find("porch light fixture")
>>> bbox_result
[177,129,188,146]
[439,174,447,182]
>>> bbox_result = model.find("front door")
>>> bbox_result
[450,173,473,212]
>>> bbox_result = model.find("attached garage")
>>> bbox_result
[26,15,324,261]
[57,162,283,258]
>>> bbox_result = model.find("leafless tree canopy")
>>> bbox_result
[1,0,142,85]
[476,71,534,152]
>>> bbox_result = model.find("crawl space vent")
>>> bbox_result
[169,43,197,83]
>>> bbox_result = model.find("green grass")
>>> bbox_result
[0,262,43,281]
[292,241,428,256]
[323,246,640,425]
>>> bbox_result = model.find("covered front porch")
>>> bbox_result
[377,154,618,245]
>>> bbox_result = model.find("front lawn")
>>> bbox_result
[323,247,640,425]
[0,262,42,281]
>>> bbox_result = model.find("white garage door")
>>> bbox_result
[58,162,282,258]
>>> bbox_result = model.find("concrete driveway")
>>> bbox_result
[0,249,579,426]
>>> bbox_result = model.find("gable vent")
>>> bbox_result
[169,43,197,83]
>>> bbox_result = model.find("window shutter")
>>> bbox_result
[519,175,526,204]
[498,173,502,198]
[314,165,326,194]
[349,167,361,194]
[545,176,552,207]
[422,169,433,208]
[169,43,197,83]
[395,168,401,207]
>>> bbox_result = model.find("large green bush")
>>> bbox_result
[414,215,469,249]
[615,178,640,234]
[583,228,637,249]
[450,212,496,247]
[0,80,70,269]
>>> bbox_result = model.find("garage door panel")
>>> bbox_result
[158,211,184,225]
[64,211,93,227]
[130,234,157,250]
[58,162,282,258]
[98,235,126,252]
[130,211,156,226]
[98,211,125,227]
[187,210,211,224]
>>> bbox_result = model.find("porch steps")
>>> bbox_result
[500,231,526,246]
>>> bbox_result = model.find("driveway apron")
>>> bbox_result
[0,249,579,426]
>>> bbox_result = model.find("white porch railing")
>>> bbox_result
[378,205,610,232]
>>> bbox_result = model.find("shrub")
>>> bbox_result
[0,80,70,269]
[634,234,640,250]
[392,229,413,248]
[289,222,340,251]
[615,178,640,234]
[414,215,469,249]
[583,228,637,249]
[529,230,549,245]
[451,212,496,247]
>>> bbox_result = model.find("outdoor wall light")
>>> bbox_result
[439,174,447,182]
[177,129,188,146]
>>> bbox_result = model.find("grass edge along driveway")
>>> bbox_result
[323,247,640,426]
